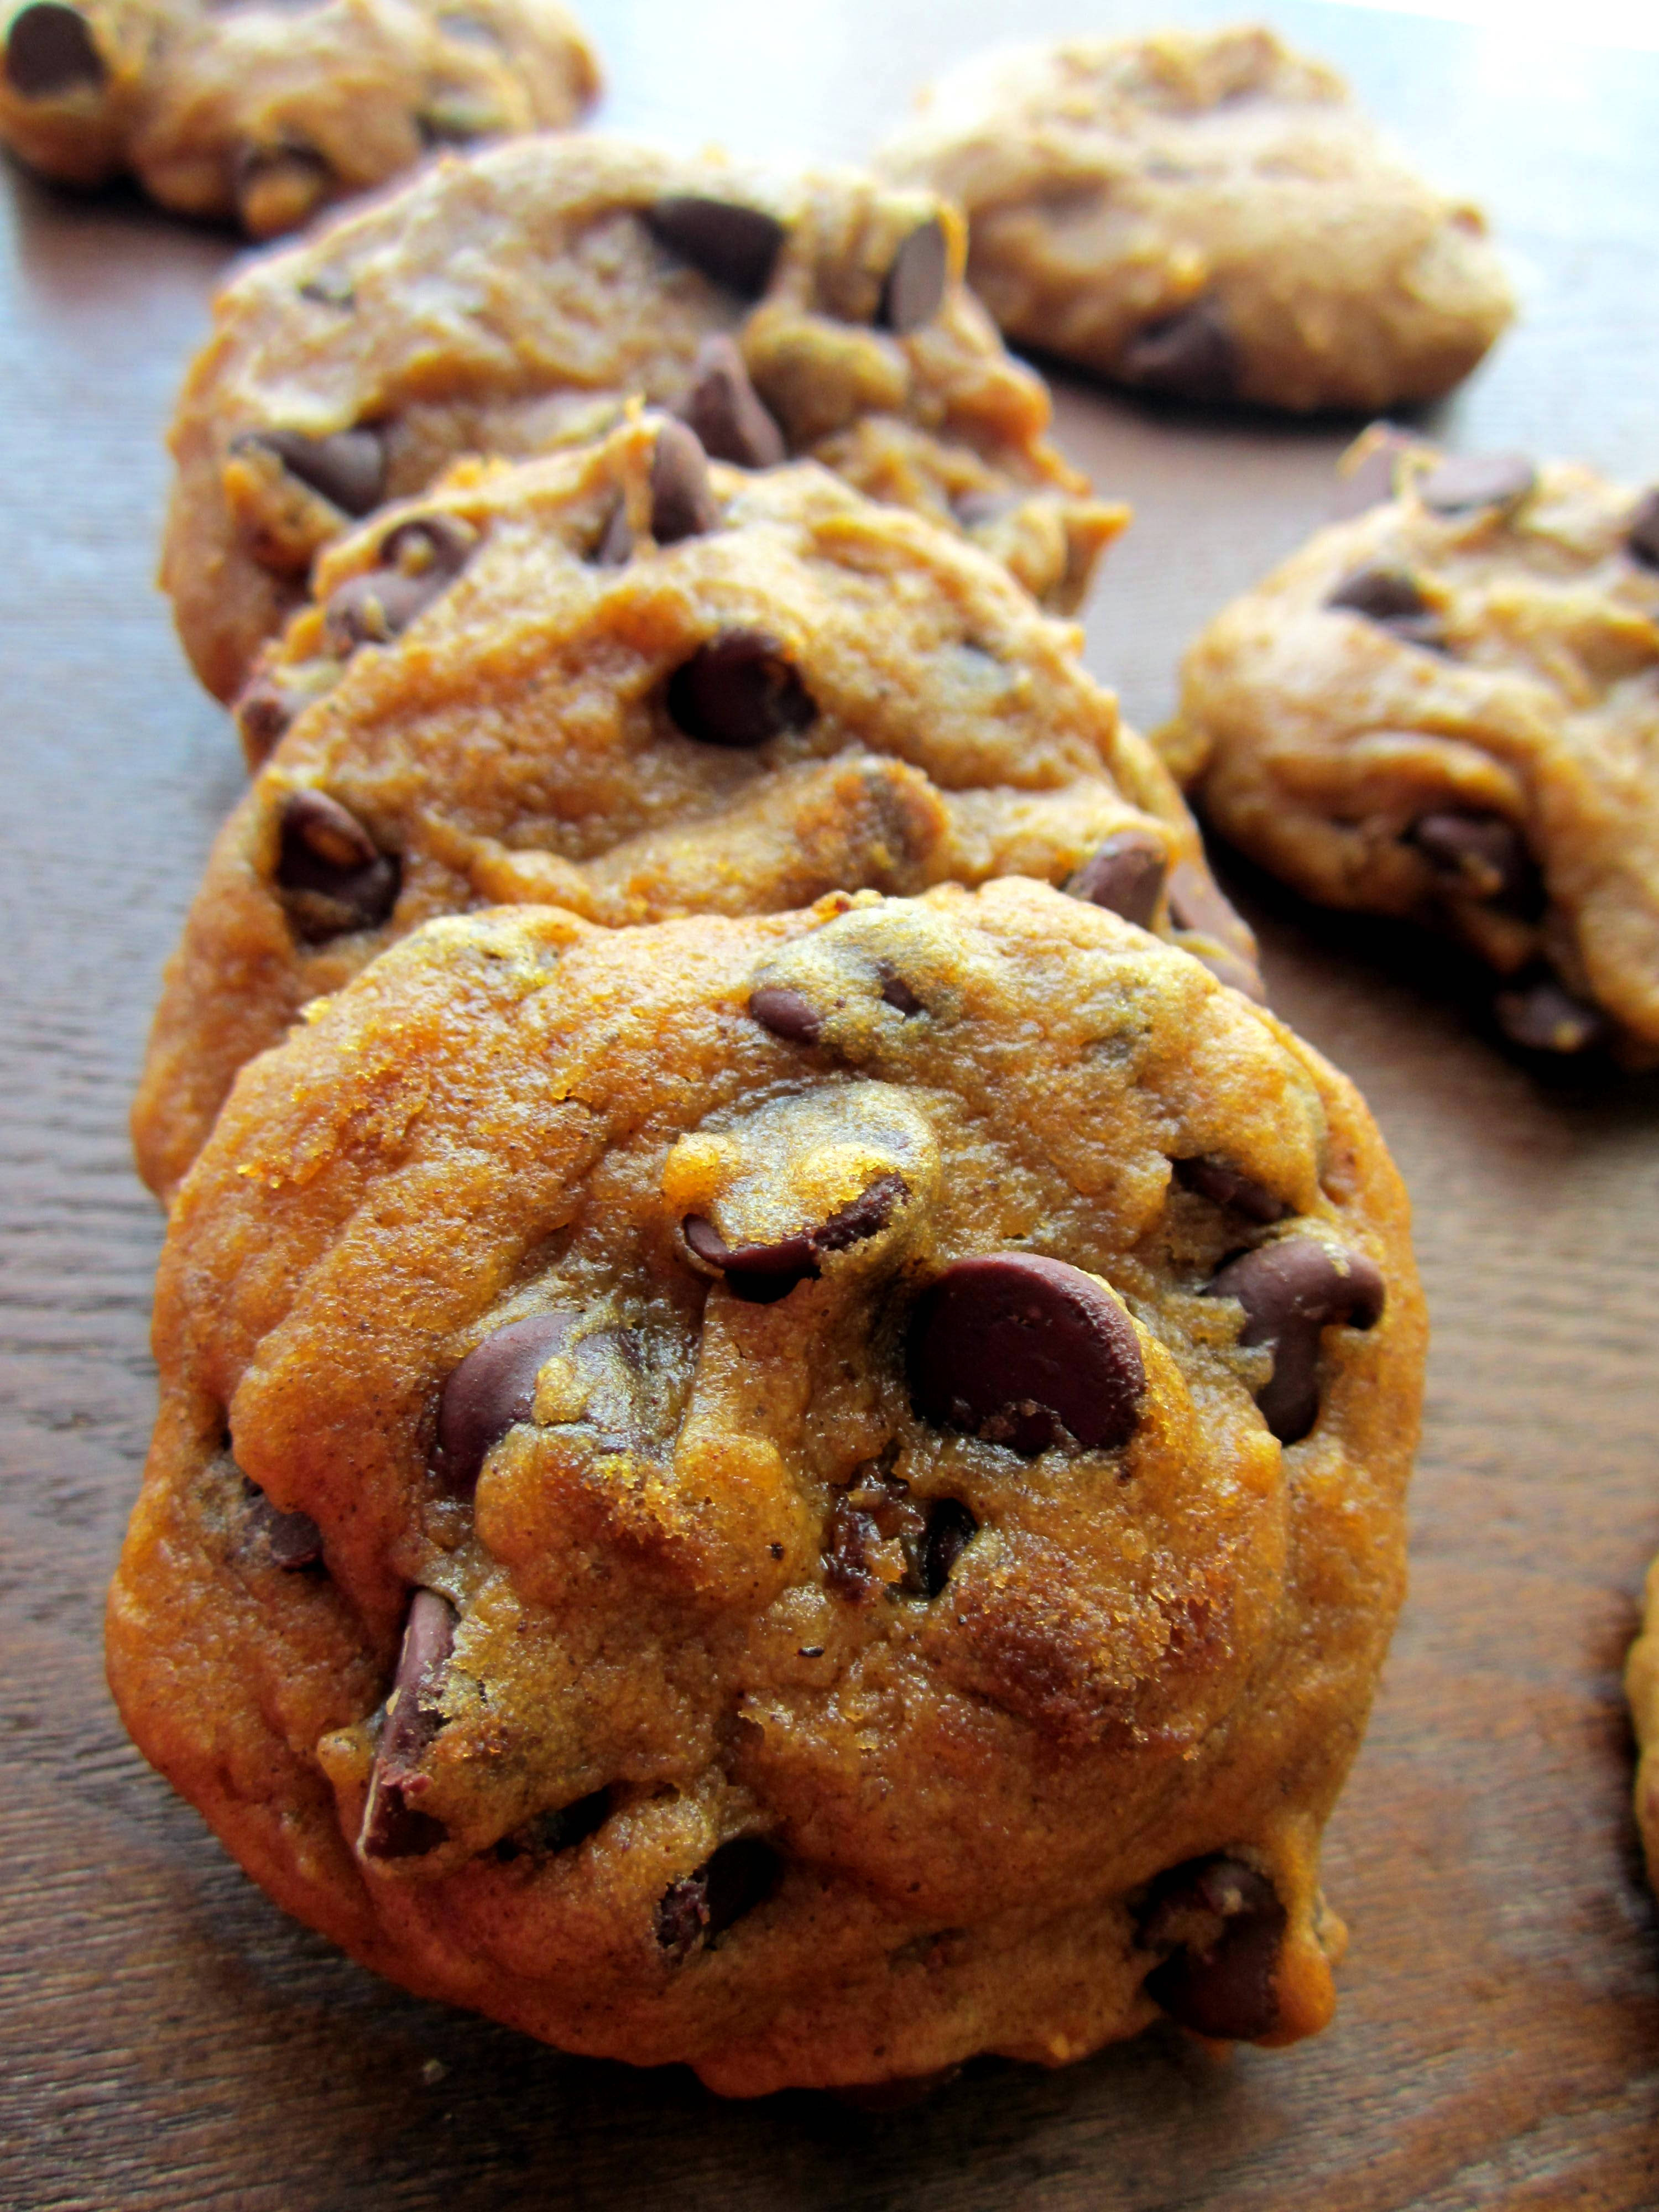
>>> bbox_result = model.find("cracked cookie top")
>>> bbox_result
[134,415,1247,1201]
[159,130,1126,701]
[108,880,1424,2095]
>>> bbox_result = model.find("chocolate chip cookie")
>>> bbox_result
[1626,1553,1659,1893]
[1156,435,1659,1065]
[874,26,1512,414]
[107,878,1425,2094]
[134,414,1252,1202]
[159,132,1128,703]
[0,0,598,236]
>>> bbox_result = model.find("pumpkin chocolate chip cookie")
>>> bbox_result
[134,414,1251,1202]
[1156,435,1659,1066]
[107,879,1425,2095]
[0,0,598,236]
[874,25,1512,414]
[1626,1554,1659,1894]
[160,132,1128,703]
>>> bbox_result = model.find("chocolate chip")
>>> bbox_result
[907,1253,1145,1457]
[1173,1156,1287,1224]
[323,514,473,651]
[1493,972,1609,1056]
[683,1175,907,1305]
[1068,831,1168,927]
[665,630,817,747]
[241,1480,322,1571]
[1332,425,1413,518]
[494,1787,611,1863]
[1166,860,1267,1004]
[234,670,304,762]
[4,3,103,96]
[879,218,948,334]
[1417,452,1536,515]
[1626,490,1659,570]
[1140,1855,1286,2041]
[1204,1238,1385,1445]
[656,1837,780,1960]
[275,789,399,941]
[252,425,385,518]
[676,334,787,471]
[596,499,634,566]
[877,963,924,1017]
[645,196,786,298]
[435,1310,578,1495]
[1326,564,1445,649]
[748,983,822,1043]
[919,1497,977,1598]
[361,1589,455,1861]
[1118,302,1238,405]
[1410,812,1537,908]
[649,418,720,544]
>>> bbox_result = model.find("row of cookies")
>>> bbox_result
[108,123,1432,2094]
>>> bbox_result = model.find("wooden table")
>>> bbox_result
[3,2,1657,2204]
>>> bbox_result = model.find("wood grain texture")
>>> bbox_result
[2,2,1657,2205]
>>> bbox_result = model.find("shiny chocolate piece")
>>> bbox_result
[649,418,721,544]
[1493,972,1609,1056]
[323,513,473,651]
[274,789,399,940]
[879,218,948,334]
[1118,302,1238,405]
[665,630,817,747]
[645,196,786,298]
[250,424,385,518]
[360,1589,456,1861]
[676,335,786,470]
[1173,1156,1288,1224]
[1411,812,1537,907]
[1068,831,1168,927]
[1141,1855,1286,2041]
[6,2,102,96]
[748,983,823,1044]
[435,1310,579,1494]
[683,1174,907,1305]
[1205,1237,1385,1445]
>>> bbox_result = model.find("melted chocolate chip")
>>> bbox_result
[877,963,924,1017]
[1493,972,1609,1056]
[879,218,948,334]
[748,983,822,1043]
[665,630,817,747]
[361,1589,455,1861]
[435,1310,579,1495]
[494,1787,611,1863]
[275,789,399,941]
[1326,564,1444,649]
[645,196,786,298]
[1627,489,1659,570]
[1068,831,1168,927]
[1418,452,1536,515]
[251,425,385,518]
[241,1480,322,1571]
[1166,860,1267,1004]
[1410,812,1537,909]
[676,335,786,470]
[650,418,720,544]
[1205,1238,1385,1445]
[907,1253,1145,1456]
[1173,1156,1288,1224]
[4,2,103,96]
[683,1175,907,1305]
[1118,302,1238,404]
[823,1467,924,1604]
[1140,1855,1286,2041]
[323,514,473,651]
[656,1837,781,1960]
[919,1496,977,1598]
[235,670,304,762]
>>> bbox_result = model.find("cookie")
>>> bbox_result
[159,132,1128,703]
[133,413,1255,1202]
[1626,1554,1659,1893]
[107,878,1425,2095]
[1156,435,1659,1065]
[0,0,598,236]
[874,26,1512,414]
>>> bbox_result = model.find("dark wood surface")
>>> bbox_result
[3,2,1658,2205]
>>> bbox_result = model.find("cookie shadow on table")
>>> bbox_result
[2,152,239,301]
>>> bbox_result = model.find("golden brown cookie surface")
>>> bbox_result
[1157,437,1659,1065]
[134,417,1245,1201]
[1626,1557,1659,1895]
[108,880,1425,2094]
[875,26,1512,413]
[0,0,597,233]
[160,132,1126,701]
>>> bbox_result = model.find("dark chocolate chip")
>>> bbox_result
[1166,860,1267,1004]
[824,1463,925,1603]
[596,498,634,566]
[1626,489,1659,570]
[1068,831,1168,927]
[298,274,356,310]
[1173,1156,1288,1225]
[813,1172,905,1253]
[1410,811,1537,908]
[4,2,103,96]
[683,1175,906,1305]
[1140,1855,1286,2041]
[907,1252,1145,1456]
[1118,302,1238,405]
[656,1837,780,1960]
[435,1310,578,1495]
[665,630,817,747]
[234,671,303,763]
[649,418,721,544]
[361,1589,455,1861]
[877,963,925,1017]
[879,218,948,335]
[919,1496,977,1598]
[1493,972,1609,1056]
[1326,564,1445,649]
[494,1786,611,1863]
[323,514,472,651]
[275,789,399,940]
[676,335,787,470]
[1418,452,1536,515]
[645,196,786,299]
[252,425,385,518]
[748,983,822,1043]
[1204,1238,1385,1446]
[241,1480,322,1571]
[1332,425,1412,519]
